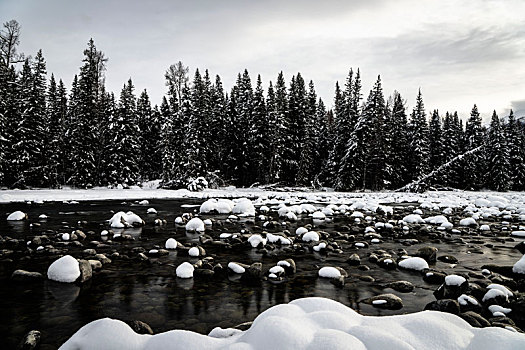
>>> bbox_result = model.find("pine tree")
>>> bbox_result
[385,91,409,188]
[326,81,345,187]
[340,75,386,190]
[11,53,48,188]
[506,110,525,190]
[428,109,444,173]
[296,80,318,185]
[283,73,307,185]
[407,89,429,182]
[208,75,227,175]
[312,98,331,186]
[268,71,288,183]
[181,69,209,181]
[463,104,485,189]
[485,111,509,191]
[105,79,140,186]
[46,74,65,187]
[249,74,270,184]
[67,39,107,187]
[137,89,161,180]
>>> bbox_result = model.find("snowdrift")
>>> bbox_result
[59,297,525,350]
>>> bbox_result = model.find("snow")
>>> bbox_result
[108,211,144,228]
[488,305,511,316]
[512,254,525,274]
[228,262,245,274]
[398,257,429,271]
[487,284,513,298]
[295,227,308,236]
[175,262,194,278]
[188,247,200,257]
[232,198,256,216]
[165,238,178,249]
[146,208,157,214]
[372,300,387,305]
[511,231,525,237]
[459,217,476,226]
[402,214,424,224]
[457,294,478,306]
[269,266,285,275]
[482,289,507,303]
[7,210,26,221]
[318,267,341,278]
[479,224,490,231]
[248,234,267,248]
[59,296,525,350]
[302,231,320,242]
[47,255,80,283]
[203,219,212,225]
[185,218,205,232]
[445,275,466,286]
[312,211,326,220]
[174,217,184,224]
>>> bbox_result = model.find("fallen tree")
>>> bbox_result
[396,145,484,193]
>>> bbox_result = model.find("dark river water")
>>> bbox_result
[0,198,522,349]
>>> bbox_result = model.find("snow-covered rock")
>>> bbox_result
[402,214,424,224]
[248,234,267,248]
[188,247,200,257]
[108,211,144,228]
[59,297,525,350]
[302,231,320,242]
[165,238,178,249]
[318,267,341,278]
[232,198,256,216]
[459,217,476,226]
[185,218,205,232]
[513,255,525,274]
[146,208,157,214]
[7,210,27,221]
[228,262,245,274]
[175,262,194,278]
[445,275,466,286]
[398,257,429,271]
[47,255,80,283]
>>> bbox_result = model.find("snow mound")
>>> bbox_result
[232,198,256,216]
[185,218,205,232]
[7,210,27,221]
[108,211,144,228]
[200,199,218,213]
[47,255,80,283]
[445,275,466,286]
[318,267,341,278]
[513,255,525,274]
[176,262,194,279]
[459,217,476,226]
[398,257,429,271]
[402,214,424,224]
[59,297,525,350]
[302,231,320,242]
[511,231,525,237]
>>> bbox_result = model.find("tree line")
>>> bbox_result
[1,21,524,191]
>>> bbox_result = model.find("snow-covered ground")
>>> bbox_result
[59,297,525,350]
[2,186,525,210]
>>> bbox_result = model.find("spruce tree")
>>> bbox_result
[67,39,107,188]
[428,109,444,173]
[296,80,318,186]
[105,79,140,186]
[46,74,64,188]
[506,110,525,190]
[485,111,509,191]
[137,89,162,180]
[249,74,270,184]
[385,91,409,188]
[269,71,288,183]
[463,104,485,189]
[407,89,429,182]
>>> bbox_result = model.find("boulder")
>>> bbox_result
[11,270,44,283]
[363,293,403,310]
[424,299,461,315]
[78,259,93,283]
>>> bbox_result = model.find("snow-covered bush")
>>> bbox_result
[187,177,208,192]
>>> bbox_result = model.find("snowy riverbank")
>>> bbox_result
[60,297,525,349]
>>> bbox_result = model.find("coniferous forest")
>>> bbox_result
[1,21,525,192]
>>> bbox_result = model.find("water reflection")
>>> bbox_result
[7,221,27,234]
[46,281,80,305]
[112,227,143,238]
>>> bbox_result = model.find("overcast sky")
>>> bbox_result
[2,0,525,120]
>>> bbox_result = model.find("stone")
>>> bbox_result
[347,253,361,266]
[78,259,92,283]
[437,255,459,264]
[385,280,414,293]
[363,293,403,310]
[126,320,154,335]
[241,262,263,282]
[11,270,44,283]
[18,330,40,350]
[88,259,102,270]
[417,246,438,263]
[460,311,490,328]
[424,299,461,315]
[95,253,111,264]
